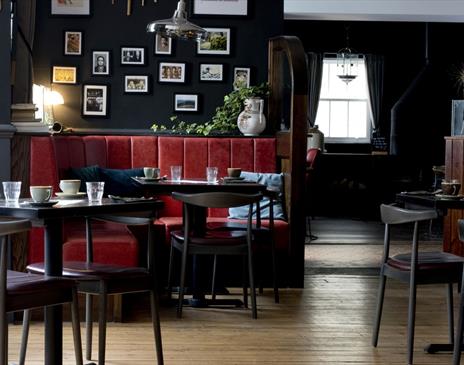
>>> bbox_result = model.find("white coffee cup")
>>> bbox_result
[59,179,81,194]
[144,167,160,179]
[30,186,52,203]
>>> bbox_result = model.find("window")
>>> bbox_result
[316,58,370,143]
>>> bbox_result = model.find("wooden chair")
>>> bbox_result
[26,214,163,365]
[168,192,263,319]
[0,216,82,365]
[372,204,464,365]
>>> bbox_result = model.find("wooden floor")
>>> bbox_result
[7,274,462,364]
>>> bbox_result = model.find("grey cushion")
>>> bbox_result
[228,172,286,220]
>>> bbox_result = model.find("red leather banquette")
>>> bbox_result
[28,135,289,267]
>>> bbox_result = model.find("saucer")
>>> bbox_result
[223,176,245,181]
[435,194,464,200]
[27,200,59,207]
[55,192,87,199]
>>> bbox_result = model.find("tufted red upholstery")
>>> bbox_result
[29,135,285,266]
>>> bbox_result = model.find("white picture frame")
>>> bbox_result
[92,50,110,76]
[158,62,186,83]
[197,28,231,56]
[64,31,83,56]
[155,34,172,55]
[52,66,77,84]
[191,0,248,17]
[82,84,108,117]
[124,75,149,94]
[199,64,224,82]
[174,94,199,112]
[121,47,146,66]
[51,0,91,16]
[233,67,251,90]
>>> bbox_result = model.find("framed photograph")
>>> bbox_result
[82,84,108,117]
[51,0,91,16]
[197,28,231,55]
[452,100,464,136]
[233,67,250,90]
[191,0,249,17]
[158,62,186,83]
[200,63,224,82]
[52,66,77,84]
[174,94,199,113]
[121,47,146,66]
[64,31,83,55]
[124,75,149,94]
[92,50,111,76]
[155,34,172,55]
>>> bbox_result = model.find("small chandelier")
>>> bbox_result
[146,0,207,42]
[336,27,362,84]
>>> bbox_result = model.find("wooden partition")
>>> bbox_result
[444,136,464,255]
[268,36,308,287]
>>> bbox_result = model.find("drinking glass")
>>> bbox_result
[2,181,21,203]
[206,167,218,183]
[86,181,105,202]
[170,166,182,182]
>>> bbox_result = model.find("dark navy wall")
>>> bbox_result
[0,0,10,125]
[34,1,283,130]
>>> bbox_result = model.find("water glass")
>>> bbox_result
[86,181,105,202]
[170,166,182,182]
[2,181,21,203]
[206,167,218,183]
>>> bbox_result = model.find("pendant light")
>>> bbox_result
[146,0,207,42]
[336,26,362,84]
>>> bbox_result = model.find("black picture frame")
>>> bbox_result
[190,0,249,18]
[233,66,251,90]
[124,75,151,94]
[82,84,109,117]
[452,100,464,136]
[197,28,231,56]
[174,93,200,113]
[50,0,92,17]
[199,63,224,82]
[154,34,173,56]
[91,50,111,76]
[63,30,83,56]
[120,46,147,66]
[158,62,187,83]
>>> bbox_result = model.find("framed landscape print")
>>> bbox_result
[52,66,77,84]
[191,0,248,17]
[51,0,91,16]
[155,34,172,55]
[64,31,83,55]
[158,62,186,83]
[124,75,149,94]
[82,84,108,117]
[92,50,111,76]
[174,94,199,113]
[199,63,224,82]
[197,28,231,55]
[121,47,146,66]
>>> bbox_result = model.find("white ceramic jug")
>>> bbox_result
[237,97,266,136]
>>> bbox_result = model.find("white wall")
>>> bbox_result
[285,0,464,22]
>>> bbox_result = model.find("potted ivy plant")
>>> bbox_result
[151,83,269,136]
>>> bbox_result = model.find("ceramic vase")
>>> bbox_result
[237,97,266,136]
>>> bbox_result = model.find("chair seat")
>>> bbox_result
[171,229,248,246]
[27,261,149,280]
[6,270,75,312]
[387,251,464,271]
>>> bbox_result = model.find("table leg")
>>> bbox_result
[44,219,63,365]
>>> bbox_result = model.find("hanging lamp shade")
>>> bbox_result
[146,0,207,41]
[336,47,361,84]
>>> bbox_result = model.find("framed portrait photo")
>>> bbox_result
[197,28,231,55]
[92,50,111,76]
[124,75,149,94]
[51,0,91,16]
[199,63,224,82]
[233,67,250,90]
[191,0,249,17]
[52,66,77,84]
[121,46,146,66]
[158,62,186,83]
[82,84,108,117]
[64,31,83,56]
[174,94,199,113]
[155,34,172,55]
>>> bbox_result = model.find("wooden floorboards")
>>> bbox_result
[7,275,461,364]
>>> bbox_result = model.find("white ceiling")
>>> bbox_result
[284,0,464,22]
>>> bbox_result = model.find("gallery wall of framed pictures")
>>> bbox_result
[33,0,283,128]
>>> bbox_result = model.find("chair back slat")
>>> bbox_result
[380,204,437,225]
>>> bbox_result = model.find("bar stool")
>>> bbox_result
[372,204,464,365]
[0,216,82,365]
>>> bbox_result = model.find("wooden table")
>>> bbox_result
[0,198,163,365]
